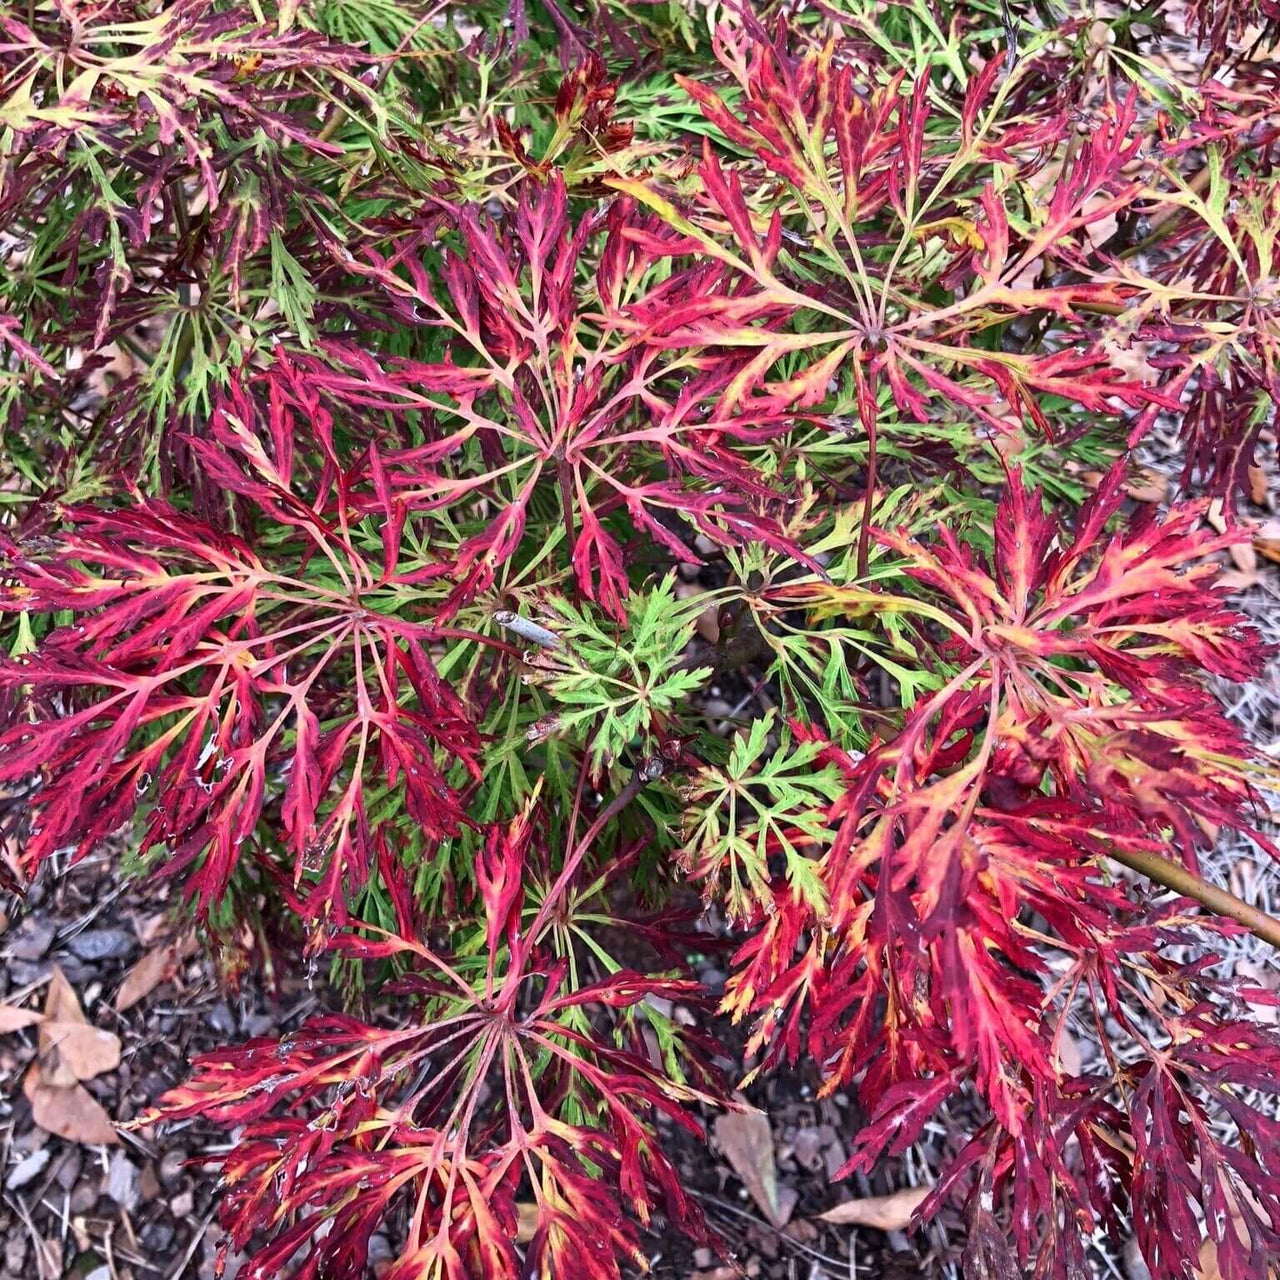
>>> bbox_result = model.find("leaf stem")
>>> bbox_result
[434,626,525,658]
[1108,846,1280,950]
[526,756,665,943]
[557,459,577,569]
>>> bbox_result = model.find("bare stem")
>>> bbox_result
[526,757,664,943]
[677,607,767,674]
[1109,846,1280,950]
[557,460,577,568]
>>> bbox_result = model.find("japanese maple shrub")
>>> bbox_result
[2,1,1280,1278]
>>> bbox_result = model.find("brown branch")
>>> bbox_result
[525,756,666,942]
[1108,845,1280,950]
[678,608,768,674]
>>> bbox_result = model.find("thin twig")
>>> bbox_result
[166,1204,218,1280]
[526,756,665,942]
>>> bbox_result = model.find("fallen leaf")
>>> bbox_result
[1217,569,1260,593]
[43,1019,121,1082]
[1249,464,1269,507]
[23,1061,119,1145]
[516,1201,538,1244]
[115,931,196,1013]
[1230,540,1258,576]
[37,966,120,1086]
[674,580,721,645]
[1255,533,1280,564]
[1125,471,1168,504]
[1056,1027,1083,1076]
[0,1004,43,1031]
[714,1108,795,1229]
[818,1183,930,1230]
[1198,1239,1221,1280]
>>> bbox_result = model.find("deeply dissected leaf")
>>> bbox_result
[681,710,842,921]
[521,576,712,767]
[0,409,482,917]
[152,807,727,1280]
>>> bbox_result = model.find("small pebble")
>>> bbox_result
[7,959,52,986]
[5,1147,51,1191]
[4,1232,28,1274]
[66,927,137,962]
[206,1002,236,1036]
[159,1147,188,1185]
[52,1149,82,1191]
[7,916,56,961]
[171,1190,195,1218]
[141,1222,176,1253]
[792,1126,824,1172]
[70,1178,99,1214]
[104,1149,140,1211]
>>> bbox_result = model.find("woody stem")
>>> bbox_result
[1108,846,1280,950]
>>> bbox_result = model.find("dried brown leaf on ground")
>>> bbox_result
[1,966,123,1080]
[515,1202,538,1244]
[1253,520,1280,564]
[22,1061,119,1145]
[0,1003,43,1031]
[0,965,123,1145]
[38,964,121,1085]
[713,1108,795,1229]
[1248,464,1269,508]
[1125,467,1170,504]
[40,1018,121,1084]
[1230,540,1259,576]
[115,929,197,1012]
[817,1183,930,1230]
